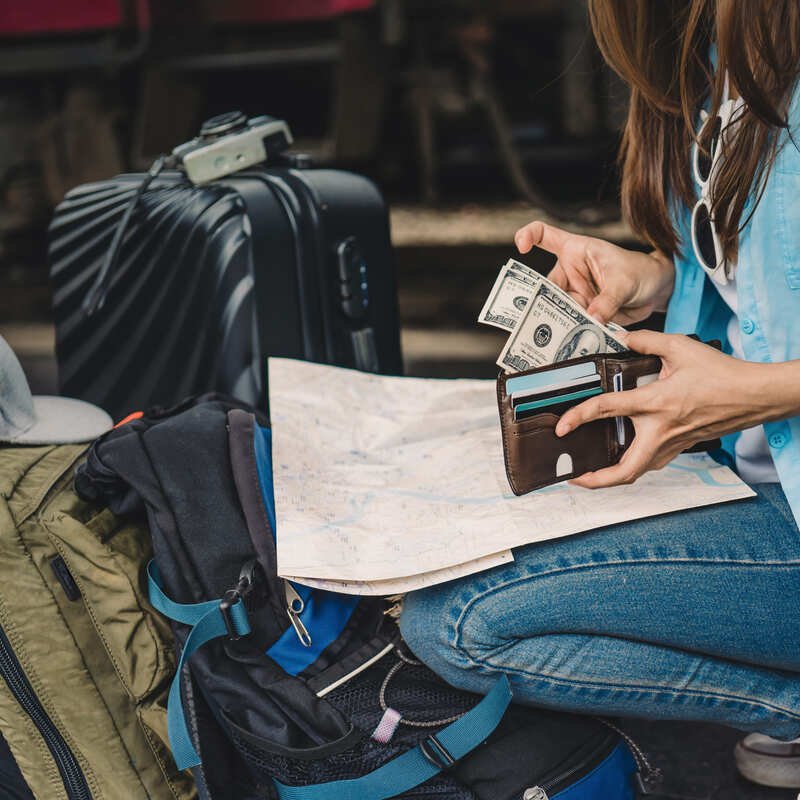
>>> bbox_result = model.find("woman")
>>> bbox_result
[400,0,800,789]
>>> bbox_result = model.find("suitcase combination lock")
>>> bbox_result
[336,237,379,372]
[336,237,369,322]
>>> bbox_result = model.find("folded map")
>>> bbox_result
[270,358,755,594]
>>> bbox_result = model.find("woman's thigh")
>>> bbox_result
[400,483,800,673]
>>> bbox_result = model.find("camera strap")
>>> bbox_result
[82,154,173,318]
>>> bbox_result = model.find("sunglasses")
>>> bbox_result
[690,94,740,284]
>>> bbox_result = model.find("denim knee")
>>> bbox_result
[399,586,475,684]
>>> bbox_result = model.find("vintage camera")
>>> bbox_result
[172,111,293,184]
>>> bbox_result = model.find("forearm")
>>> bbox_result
[746,360,800,424]
[650,250,676,313]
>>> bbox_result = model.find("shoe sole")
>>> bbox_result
[734,741,800,789]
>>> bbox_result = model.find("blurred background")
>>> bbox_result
[0,0,637,391]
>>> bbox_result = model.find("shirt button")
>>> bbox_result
[741,318,756,335]
[768,432,788,449]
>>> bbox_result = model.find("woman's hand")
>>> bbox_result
[514,221,675,325]
[555,331,792,489]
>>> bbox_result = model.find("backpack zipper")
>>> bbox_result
[0,625,92,800]
[523,732,617,800]
[522,789,548,800]
[283,580,312,647]
[524,722,661,800]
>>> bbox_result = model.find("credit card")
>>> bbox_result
[511,374,602,407]
[513,386,603,420]
[515,390,604,421]
[506,361,598,396]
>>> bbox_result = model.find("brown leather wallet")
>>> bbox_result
[497,350,721,495]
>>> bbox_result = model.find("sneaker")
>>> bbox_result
[734,734,800,788]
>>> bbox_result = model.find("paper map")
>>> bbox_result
[270,358,755,594]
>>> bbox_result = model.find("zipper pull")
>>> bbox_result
[284,580,312,647]
[522,788,548,800]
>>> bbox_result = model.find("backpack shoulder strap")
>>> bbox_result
[147,561,251,770]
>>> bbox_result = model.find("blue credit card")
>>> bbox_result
[506,361,598,396]
[511,374,601,407]
[514,385,603,417]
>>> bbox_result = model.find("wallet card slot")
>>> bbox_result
[601,355,661,392]
[511,412,561,435]
[502,412,617,495]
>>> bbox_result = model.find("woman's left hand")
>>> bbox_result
[555,330,776,489]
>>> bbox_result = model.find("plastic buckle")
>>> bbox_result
[419,734,455,770]
[219,590,246,640]
[219,562,260,641]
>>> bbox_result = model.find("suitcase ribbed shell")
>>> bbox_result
[49,174,261,420]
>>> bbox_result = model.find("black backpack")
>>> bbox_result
[75,397,648,800]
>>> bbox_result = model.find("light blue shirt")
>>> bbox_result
[664,82,800,527]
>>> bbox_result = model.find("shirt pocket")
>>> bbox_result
[771,161,800,290]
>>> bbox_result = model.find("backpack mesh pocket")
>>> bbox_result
[228,658,479,798]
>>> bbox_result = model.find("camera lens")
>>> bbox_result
[200,111,248,139]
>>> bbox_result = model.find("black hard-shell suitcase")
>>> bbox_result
[48,148,402,421]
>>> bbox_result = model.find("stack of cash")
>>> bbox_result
[478,259,628,373]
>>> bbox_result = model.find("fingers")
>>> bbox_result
[547,261,568,290]
[550,262,589,306]
[568,290,592,308]
[587,291,627,325]
[620,329,676,356]
[559,262,596,309]
[551,262,591,308]
[515,221,572,256]
[555,389,647,436]
[568,443,652,489]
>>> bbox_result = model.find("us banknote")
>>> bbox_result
[477,259,541,331]
[496,280,627,372]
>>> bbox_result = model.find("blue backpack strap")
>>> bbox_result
[147,561,251,770]
[273,674,512,800]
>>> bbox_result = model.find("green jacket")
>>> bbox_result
[0,443,195,799]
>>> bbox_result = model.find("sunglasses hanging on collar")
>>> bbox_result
[690,73,745,284]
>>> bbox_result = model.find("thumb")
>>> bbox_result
[515,221,571,256]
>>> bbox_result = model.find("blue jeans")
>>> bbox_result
[399,484,800,739]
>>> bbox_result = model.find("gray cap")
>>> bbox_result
[0,335,112,445]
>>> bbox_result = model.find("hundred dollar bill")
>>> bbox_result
[478,260,541,331]
[497,281,627,372]
[504,257,538,278]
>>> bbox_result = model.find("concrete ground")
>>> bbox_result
[1,202,797,800]
[627,719,796,800]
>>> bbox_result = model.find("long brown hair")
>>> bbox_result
[588,0,800,259]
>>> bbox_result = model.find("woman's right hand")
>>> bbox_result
[514,220,676,325]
